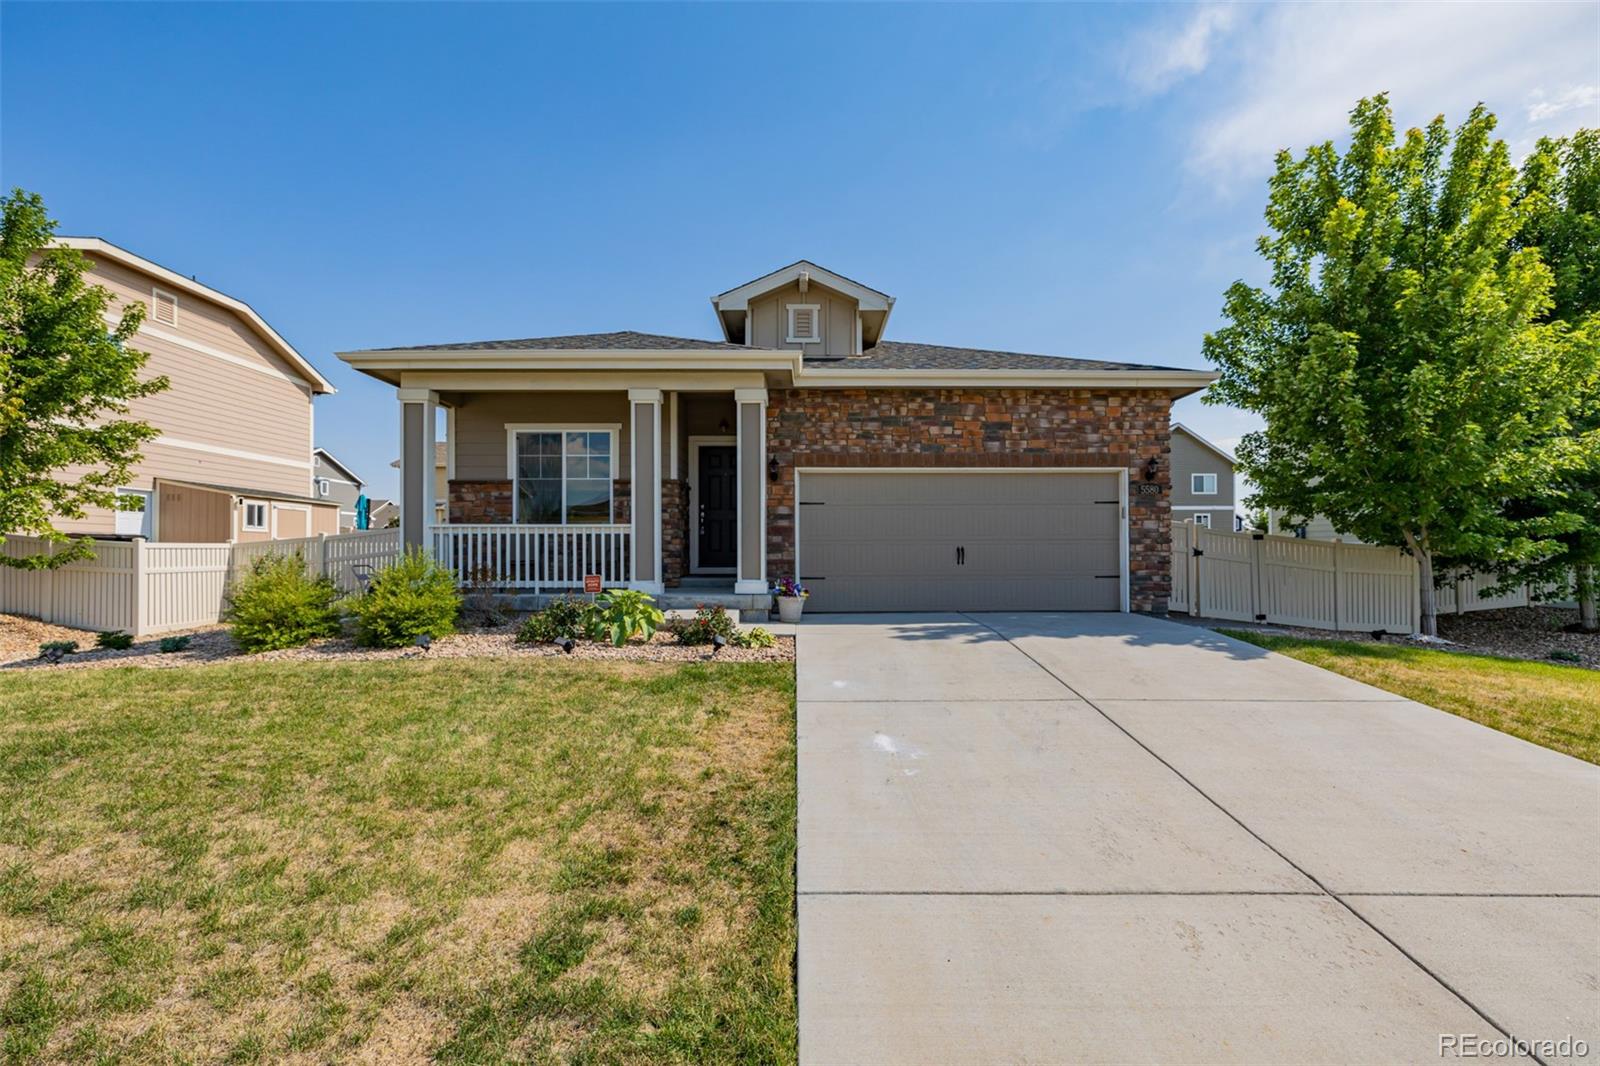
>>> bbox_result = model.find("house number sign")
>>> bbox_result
[1134,482,1164,496]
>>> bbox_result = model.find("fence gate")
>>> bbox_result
[1194,527,1257,622]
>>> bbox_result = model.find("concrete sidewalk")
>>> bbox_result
[796,612,1599,1065]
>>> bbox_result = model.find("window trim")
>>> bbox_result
[242,499,268,532]
[786,303,821,344]
[1192,512,1212,528]
[150,286,178,326]
[1191,472,1218,495]
[316,477,331,497]
[504,423,621,525]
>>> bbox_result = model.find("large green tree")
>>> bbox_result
[1204,96,1598,636]
[1489,130,1600,629]
[0,189,169,568]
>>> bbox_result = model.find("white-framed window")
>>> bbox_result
[507,427,616,524]
[1191,473,1218,495]
[316,477,330,497]
[1193,513,1212,528]
[242,500,268,531]
[115,487,152,537]
[150,287,177,326]
[786,304,821,344]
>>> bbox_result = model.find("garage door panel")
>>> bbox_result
[799,472,1125,613]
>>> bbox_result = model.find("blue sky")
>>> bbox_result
[4,2,1596,499]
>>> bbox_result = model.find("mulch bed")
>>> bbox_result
[0,614,792,671]
[1202,605,1597,670]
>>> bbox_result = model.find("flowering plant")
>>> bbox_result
[772,577,808,599]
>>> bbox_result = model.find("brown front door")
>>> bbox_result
[697,446,737,569]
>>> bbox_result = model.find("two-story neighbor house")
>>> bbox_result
[53,238,340,542]
[340,261,1215,613]
[312,448,366,531]
[1169,423,1237,531]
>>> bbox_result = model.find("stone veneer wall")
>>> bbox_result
[765,388,1177,612]
[662,479,688,587]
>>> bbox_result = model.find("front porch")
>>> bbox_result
[397,382,771,598]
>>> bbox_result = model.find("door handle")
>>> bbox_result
[956,545,965,566]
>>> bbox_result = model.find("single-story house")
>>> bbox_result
[339,260,1215,612]
[1169,423,1237,531]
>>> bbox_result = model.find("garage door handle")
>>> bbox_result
[956,546,965,566]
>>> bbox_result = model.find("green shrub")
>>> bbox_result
[95,630,134,650]
[1548,648,1582,663]
[670,604,738,646]
[225,553,342,653]
[734,626,777,649]
[517,596,596,644]
[593,588,664,646]
[158,635,191,654]
[38,640,78,657]
[346,548,461,648]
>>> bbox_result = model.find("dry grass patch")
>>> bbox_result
[1222,631,1600,764]
[0,658,796,1063]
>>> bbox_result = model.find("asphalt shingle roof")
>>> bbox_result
[806,341,1185,373]
[363,330,770,353]
[357,331,1186,373]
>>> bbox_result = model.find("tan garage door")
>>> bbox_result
[796,471,1124,612]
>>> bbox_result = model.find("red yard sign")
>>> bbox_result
[583,574,602,594]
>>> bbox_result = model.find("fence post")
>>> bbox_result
[130,537,147,637]
[317,532,329,579]
[1249,533,1264,624]
[1331,541,1343,633]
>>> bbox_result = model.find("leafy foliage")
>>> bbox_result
[1482,130,1600,626]
[516,595,597,644]
[735,626,777,649]
[670,604,739,646]
[346,548,461,648]
[0,189,170,569]
[592,588,664,646]
[157,635,191,654]
[1204,96,1598,633]
[37,640,76,657]
[94,631,133,650]
[224,554,342,653]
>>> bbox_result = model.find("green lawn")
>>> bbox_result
[1221,631,1600,765]
[0,660,796,1065]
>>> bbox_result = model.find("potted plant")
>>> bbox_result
[772,577,808,624]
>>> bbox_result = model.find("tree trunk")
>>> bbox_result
[1580,562,1598,632]
[1416,547,1438,638]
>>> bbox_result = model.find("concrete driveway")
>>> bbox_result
[797,613,1600,1065]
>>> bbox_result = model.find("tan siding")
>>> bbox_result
[747,281,858,356]
[452,392,630,480]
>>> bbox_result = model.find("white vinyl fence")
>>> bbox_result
[1,529,401,637]
[1171,525,1421,635]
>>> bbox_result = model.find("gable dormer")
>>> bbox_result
[710,260,894,357]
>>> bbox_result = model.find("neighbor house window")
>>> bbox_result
[786,304,821,344]
[1193,513,1212,528]
[1191,473,1218,495]
[243,501,268,531]
[316,478,330,497]
[510,429,615,524]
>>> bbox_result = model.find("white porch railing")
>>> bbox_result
[429,524,631,590]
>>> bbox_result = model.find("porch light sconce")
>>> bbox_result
[1144,456,1160,482]
[768,455,780,482]
[718,417,730,434]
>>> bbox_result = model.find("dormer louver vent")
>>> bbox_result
[151,288,177,326]
[787,304,820,344]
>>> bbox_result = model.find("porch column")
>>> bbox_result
[734,387,768,594]
[397,388,437,552]
[629,389,664,593]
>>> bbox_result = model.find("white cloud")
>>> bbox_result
[1528,85,1600,123]
[1125,1,1600,190]
[1122,4,1242,95]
